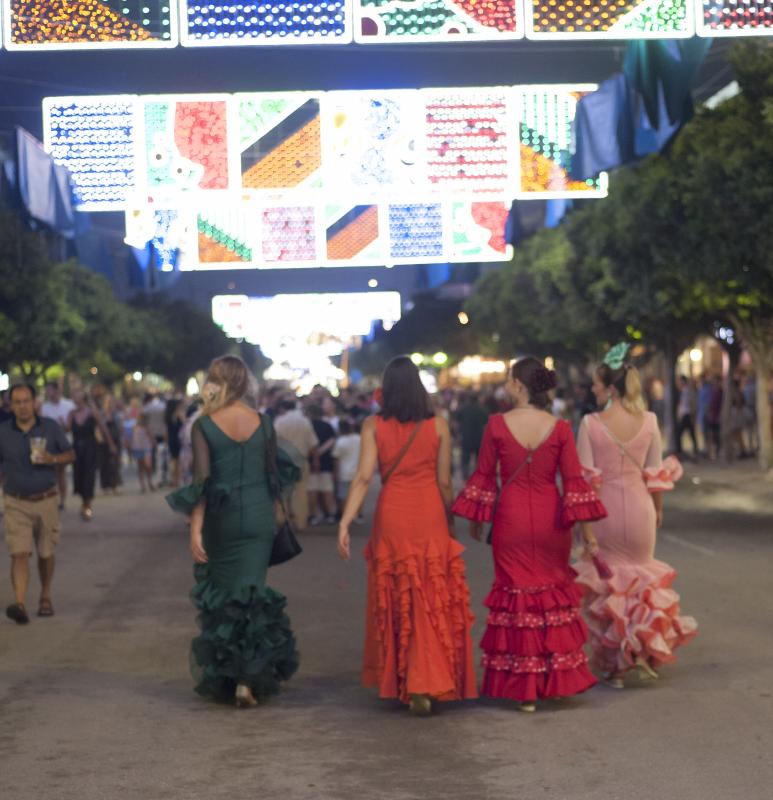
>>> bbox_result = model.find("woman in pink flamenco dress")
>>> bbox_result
[575,347,698,688]
[452,357,607,712]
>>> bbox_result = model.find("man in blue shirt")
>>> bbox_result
[0,384,74,624]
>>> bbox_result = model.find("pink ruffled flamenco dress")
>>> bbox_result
[452,415,607,703]
[575,412,698,677]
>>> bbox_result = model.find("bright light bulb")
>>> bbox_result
[433,352,448,366]
[411,353,424,366]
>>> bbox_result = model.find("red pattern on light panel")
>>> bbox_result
[175,102,229,190]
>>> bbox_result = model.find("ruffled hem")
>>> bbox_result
[451,474,497,522]
[166,479,231,515]
[561,477,607,527]
[364,538,477,703]
[575,556,697,674]
[644,455,683,493]
[480,577,597,702]
[190,564,299,702]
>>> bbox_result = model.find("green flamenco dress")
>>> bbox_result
[167,414,300,702]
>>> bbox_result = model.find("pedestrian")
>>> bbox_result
[696,373,712,455]
[0,384,75,624]
[97,393,122,494]
[131,413,155,493]
[142,393,168,485]
[178,400,202,486]
[166,355,300,707]
[454,392,489,479]
[705,376,723,460]
[67,390,114,521]
[40,381,75,510]
[307,404,337,525]
[274,396,319,530]
[575,345,697,688]
[165,399,186,488]
[332,419,362,519]
[675,375,699,458]
[452,356,605,712]
[338,356,477,716]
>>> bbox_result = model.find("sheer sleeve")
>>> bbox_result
[192,419,211,485]
[557,421,606,527]
[643,415,683,492]
[166,419,225,514]
[451,416,499,522]
[576,415,602,490]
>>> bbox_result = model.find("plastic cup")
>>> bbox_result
[30,437,47,464]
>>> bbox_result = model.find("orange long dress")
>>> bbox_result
[362,416,478,704]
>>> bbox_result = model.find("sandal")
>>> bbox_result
[5,603,30,625]
[38,599,55,617]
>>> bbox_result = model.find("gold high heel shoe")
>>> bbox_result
[408,694,432,716]
[517,702,536,713]
[235,684,258,708]
[635,657,659,681]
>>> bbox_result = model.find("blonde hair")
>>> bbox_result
[202,355,251,416]
[597,363,646,415]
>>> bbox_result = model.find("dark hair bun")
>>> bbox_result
[530,367,557,394]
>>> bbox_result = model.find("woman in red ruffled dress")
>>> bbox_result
[452,357,606,712]
[338,356,477,715]
[574,347,697,688]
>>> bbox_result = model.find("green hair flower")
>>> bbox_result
[603,342,631,370]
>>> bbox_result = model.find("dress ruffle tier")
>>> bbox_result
[190,564,299,702]
[363,538,478,704]
[575,557,698,674]
[480,576,597,701]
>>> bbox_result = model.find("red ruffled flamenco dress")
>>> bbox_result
[452,415,606,702]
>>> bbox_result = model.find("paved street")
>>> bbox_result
[1,464,772,800]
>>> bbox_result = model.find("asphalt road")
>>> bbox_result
[1,465,771,800]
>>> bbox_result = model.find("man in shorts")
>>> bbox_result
[0,384,74,624]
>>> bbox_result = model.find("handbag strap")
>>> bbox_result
[381,420,424,484]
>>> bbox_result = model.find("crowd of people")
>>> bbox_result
[4,347,756,713]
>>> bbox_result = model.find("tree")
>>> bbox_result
[670,41,773,468]
[0,214,83,378]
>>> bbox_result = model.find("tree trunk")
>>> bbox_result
[720,347,740,464]
[756,360,772,471]
[663,341,678,454]
[732,316,773,471]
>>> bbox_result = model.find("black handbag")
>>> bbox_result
[263,414,303,566]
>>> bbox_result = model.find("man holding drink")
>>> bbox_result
[0,384,74,624]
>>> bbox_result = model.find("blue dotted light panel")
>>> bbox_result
[181,1,352,45]
[388,202,443,261]
[43,96,137,211]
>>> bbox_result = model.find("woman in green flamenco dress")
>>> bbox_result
[167,356,300,707]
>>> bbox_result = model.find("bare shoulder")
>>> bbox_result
[361,415,377,436]
[434,415,450,436]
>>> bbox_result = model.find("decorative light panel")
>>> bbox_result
[423,90,516,195]
[519,87,606,198]
[45,87,606,267]
[42,96,137,211]
[181,1,351,45]
[526,0,693,39]
[239,94,323,190]
[697,0,773,35]
[142,95,231,203]
[327,92,422,190]
[355,0,522,42]
[3,1,177,49]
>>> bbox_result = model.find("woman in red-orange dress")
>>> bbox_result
[338,356,477,715]
[453,357,606,711]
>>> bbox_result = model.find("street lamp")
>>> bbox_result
[410,353,424,366]
[458,311,469,325]
[433,352,448,366]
